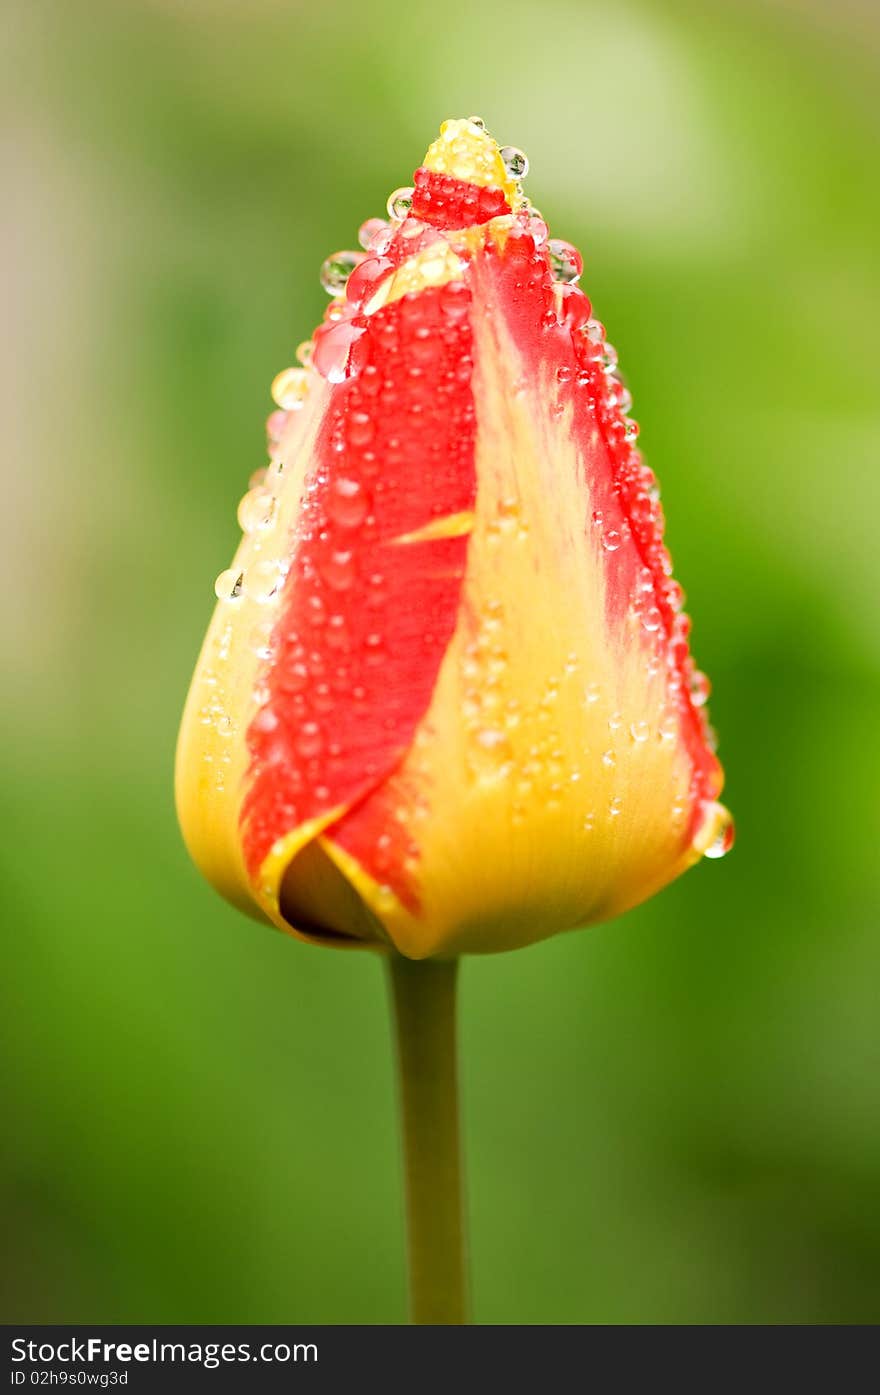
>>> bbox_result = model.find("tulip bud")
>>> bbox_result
[176,118,733,960]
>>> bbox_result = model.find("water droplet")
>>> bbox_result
[585,682,601,705]
[214,568,243,601]
[602,529,622,553]
[664,579,686,613]
[387,186,414,220]
[271,367,310,410]
[547,238,583,284]
[363,631,384,664]
[624,419,640,442]
[320,250,362,296]
[319,549,356,592]
[641,606,663,633]
[469,726,513,777]
[630,721,649,743]
[527,213,549,248]
[602,343,619,372]
[312,318,364,383]
[326,476,369,529]
[602,749,616,769]
[689,670,711,706]
[658,714,678,743]
[296,721,323,760]
[249,559,284,603]
[266,410,287,449]
[609,796,622,817]
[467,115,486,130]
[237,487,276,533]
[295,340,314,367]
[401,218,427,241]
[696,801,735,859]
[499,145,529,179]
[477,727,511,753]
[358,217,389,250]
[586,319,606,343]
[618,386,633,413]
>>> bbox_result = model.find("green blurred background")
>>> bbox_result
[3,0,879,1324]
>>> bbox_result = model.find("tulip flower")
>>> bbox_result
[176,118,733,1323]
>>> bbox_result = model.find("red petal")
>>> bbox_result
[240,285,477,881]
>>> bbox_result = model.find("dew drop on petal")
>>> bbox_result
[358,218,389,250]
[547,238,583,284]
[474,727,513,761]
[695,801,735,859]
[237,487,276,533]
[295,721,323,760]
[689,669,711,706]
[387,186,414,220]
[249,559,284,603]
[320,250,362,296]
[214,568,244,601]
[319,549,356,592]
[266,410,288,450]
[326,476,369,529]
[271,367,310,411]
[499,145,529,179]
[602,529,622,553]
[295,340,314,367]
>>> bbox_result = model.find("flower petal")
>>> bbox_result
[177,266,479,940]
[176,118,728,956]
[315,208,724,956]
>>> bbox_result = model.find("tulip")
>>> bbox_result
[176,118,733,1322]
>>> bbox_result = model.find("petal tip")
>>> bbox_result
[422,117,519,203]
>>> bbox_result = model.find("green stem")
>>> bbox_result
[386,954,469,1325]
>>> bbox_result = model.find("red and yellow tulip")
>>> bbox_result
[176,118,732,960]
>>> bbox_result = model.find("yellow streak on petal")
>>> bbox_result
[393,511,476,545]
[423,118,521,206]
[175,376,335,934]
[363,218,517,319]
[365,241,465,315]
